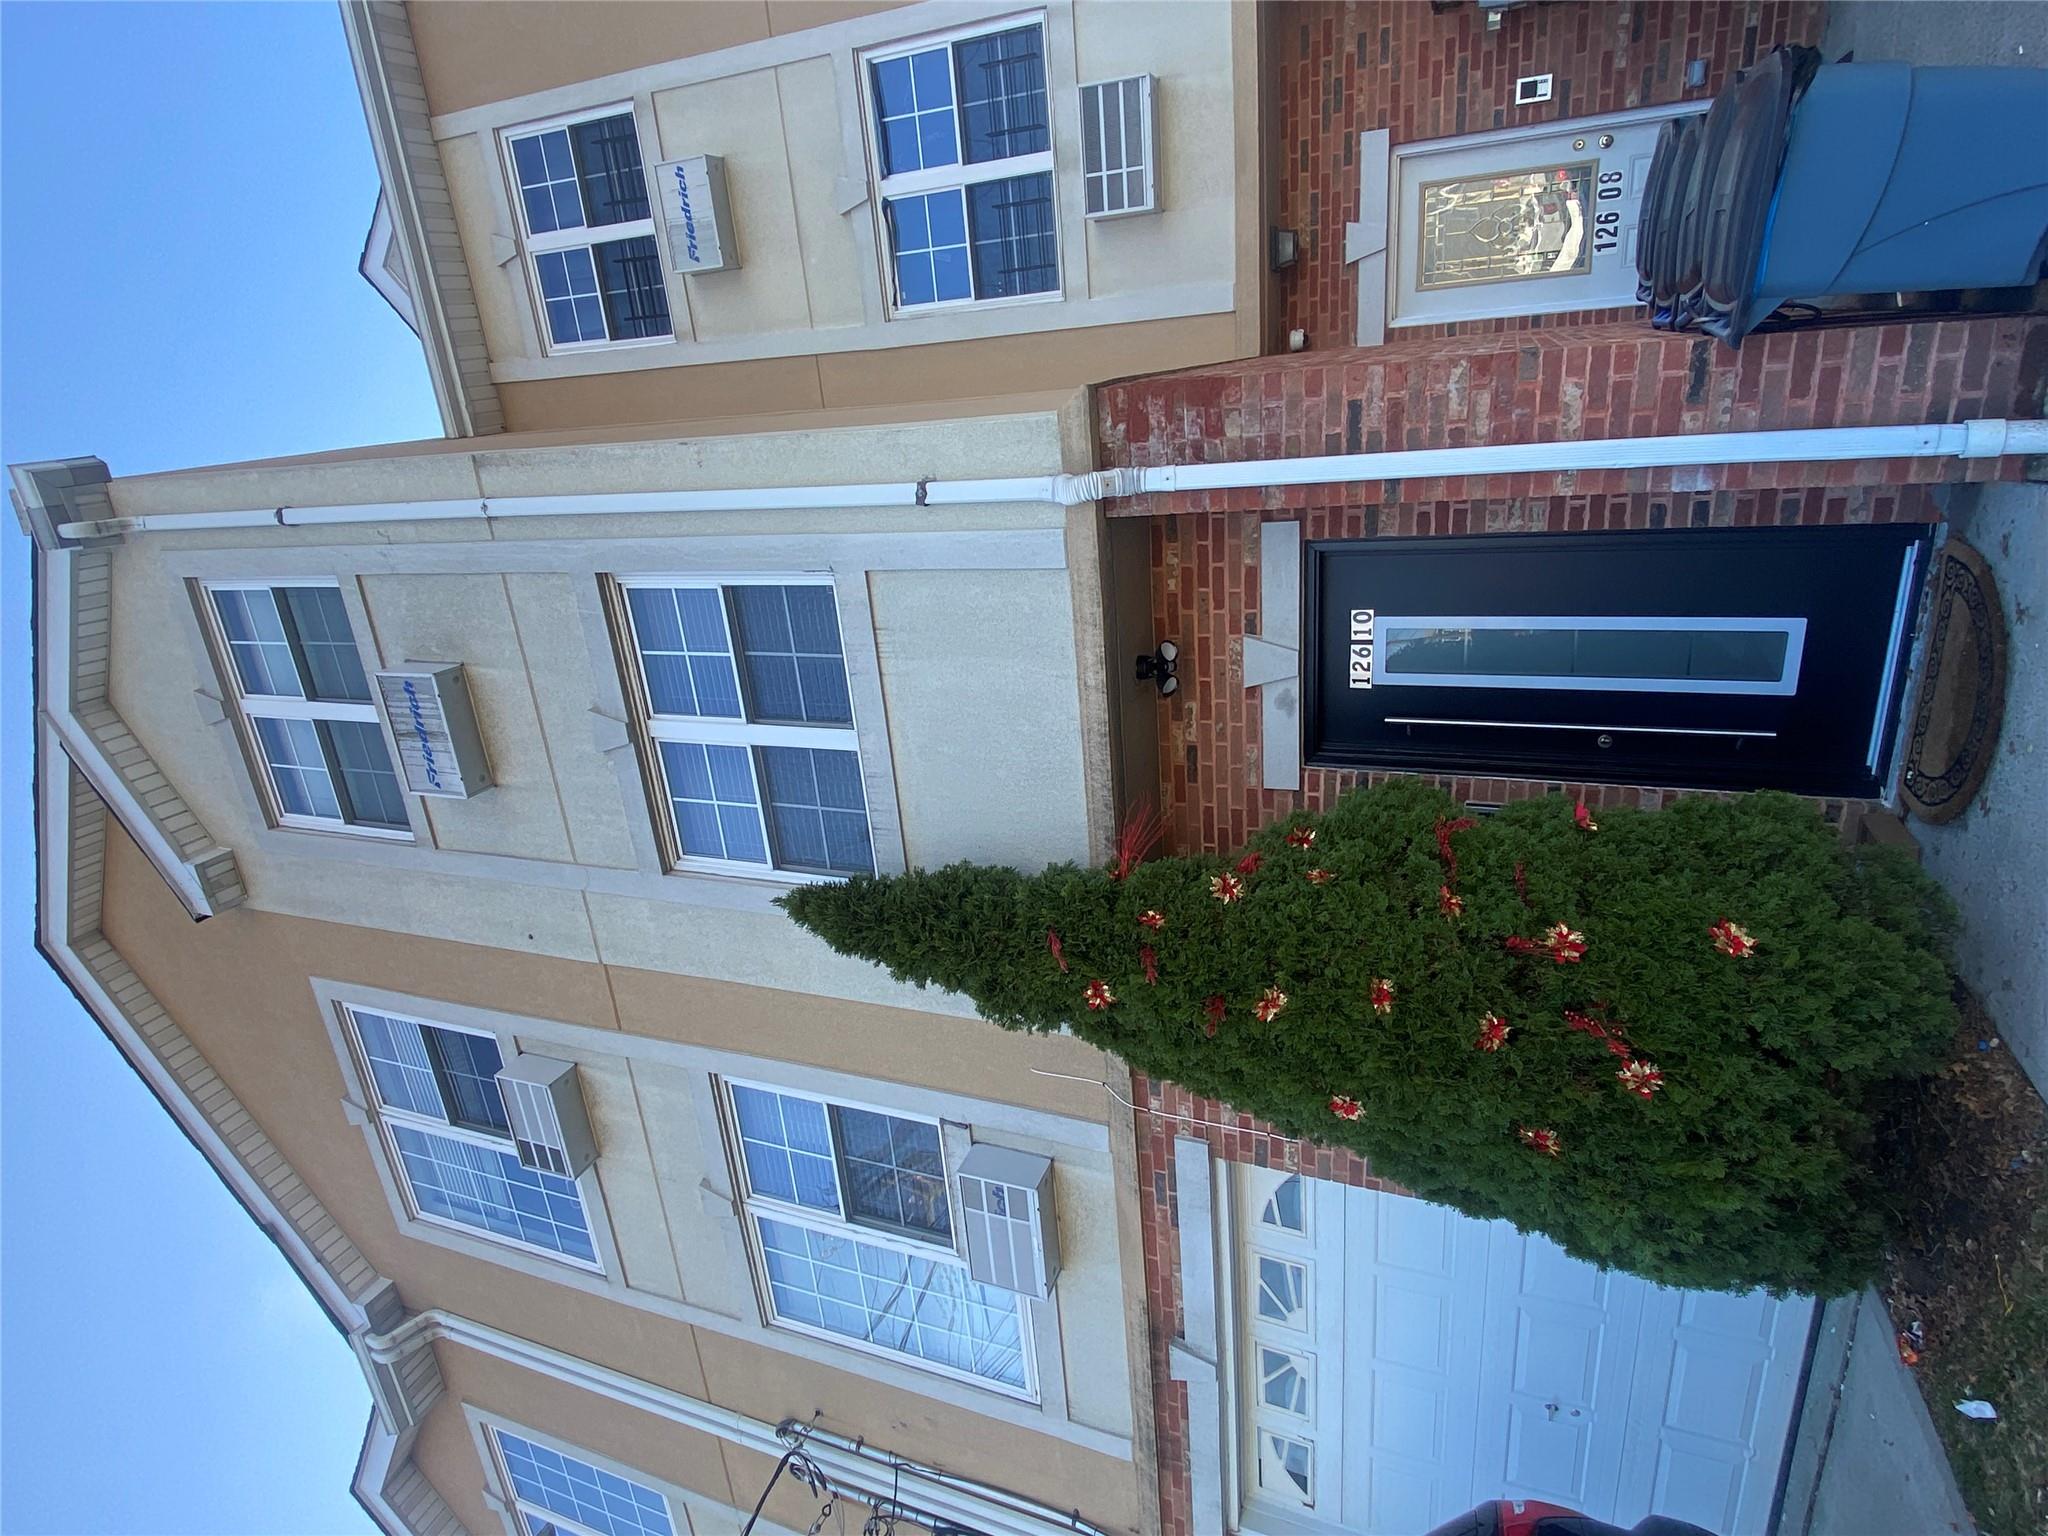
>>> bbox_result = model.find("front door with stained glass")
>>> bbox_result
[1391,109,1695,327]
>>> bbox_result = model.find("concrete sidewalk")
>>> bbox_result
[1777,1291,1977,1536]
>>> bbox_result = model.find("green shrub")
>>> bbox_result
[782,779,1956,1294]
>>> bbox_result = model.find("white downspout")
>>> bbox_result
[359,1310,1105,1536]
[54,418,2048,538]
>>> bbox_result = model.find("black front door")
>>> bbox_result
[1305,525,1929,797]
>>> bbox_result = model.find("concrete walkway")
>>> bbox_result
[1778,1291,1977,1536]
[1914,483,2048,1098]
[1775,10,2047,1536]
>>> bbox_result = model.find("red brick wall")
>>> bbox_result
[1096,318,2048,517]
[1272,0,1828,349]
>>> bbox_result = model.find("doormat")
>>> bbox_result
[1900,538,2007,823]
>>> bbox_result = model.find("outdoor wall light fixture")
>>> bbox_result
[1269,226,1300,271]
[1136,640,1180,697]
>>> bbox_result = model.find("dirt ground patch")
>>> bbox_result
[1879,987,2048,1536]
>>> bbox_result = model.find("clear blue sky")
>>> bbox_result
[3,5,440,1531]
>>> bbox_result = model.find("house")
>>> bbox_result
[16,3,2045,1536]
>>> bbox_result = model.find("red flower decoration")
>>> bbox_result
[1439,885,1465,918]
[1109,802,1163,881]
[1305,867,1334,885]
[1617,1059,1664,1098]
[1605,1037,1634,1059]
[1574,800,1598,833]
[1285,826,1317,849]
[1505,935,1544,957]
[1202,994,1228,1036]
[1475,1012,1511,1052]
[1253,986,1289,1023]
[1138,909,1167,931]
[1210,873,1244,904]
[1083,979,1116,1011]
[1047,929,1068,973]
[1369,977,1395,1016]
[1140,945,1160,985]
[1236,851,1264,876]
[1433,815,1478,882]
[1329,1094,1364,1121]
[1518,1126,1563,1157]
[1710,919,1757,958]
[1545,923,1587,964]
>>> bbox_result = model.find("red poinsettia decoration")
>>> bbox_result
[1210,872,1244,904]
[1475,1012,1512,1052]
[1253,986,1289,1023]
[1545,923,1587,963]
[1616,1059,1664,1098]
[1369,977,1395,1016]
[1574,800,1598,833]
[1138,908,1167,931]
[1047,929,1069,973]
[1236,851,1264,876]
[1565,1008,1636,1058]
[1083,979,1116,1010]
[1710,919,1758,958]
[1202,994,1228,1036]
[1433,815,1477,882]
[1329,1094,1364,1121]
[1285,826,1317,849]
[1305,867,1334,886]
[1439,885,1465,918]
[1141,945,1160,985]
[1518,1126,1563,1157]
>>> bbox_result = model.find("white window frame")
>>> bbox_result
[198,580,413,841]
[499,102,671,356]
[859,13,1061,316]
[338,1002,604,1273]
[481,1420,684,1536]
[720,1076,1038,1401]
[613,574,876,883]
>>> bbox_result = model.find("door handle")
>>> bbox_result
[1383,717,1777,740]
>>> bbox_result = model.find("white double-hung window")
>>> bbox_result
[725,1079,1033,1397]
[503,106,672,350]
[863,18,1058,310]
[614,578,876,879]
[486,1426,678,1536]
[341,1004,599,1269]
[203,583,410,836]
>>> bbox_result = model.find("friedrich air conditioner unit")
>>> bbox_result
[494,1055,598,1179]
[956,1143,1061,1297]
[373,663,491,798]
[1080,75,1159,218]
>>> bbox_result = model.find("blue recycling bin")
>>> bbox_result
[1733,61,2048,337]
[1636,48,2048,343]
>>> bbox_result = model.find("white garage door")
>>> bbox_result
[1238,1169,1814,1536]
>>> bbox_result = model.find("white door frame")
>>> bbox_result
[1348,101,1707,345]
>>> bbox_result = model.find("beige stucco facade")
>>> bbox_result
[18,383,1160,1533]
[380,0,1263,431]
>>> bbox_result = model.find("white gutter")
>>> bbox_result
[56,417,2048,539]
[361,1310,1106,1536]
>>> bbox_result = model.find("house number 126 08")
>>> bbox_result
[1593,168,1624,254]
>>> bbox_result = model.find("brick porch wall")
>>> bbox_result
[1272,0,1827,350]
[1095,318,2048,519]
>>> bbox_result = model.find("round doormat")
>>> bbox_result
[1900,538,2008,823]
